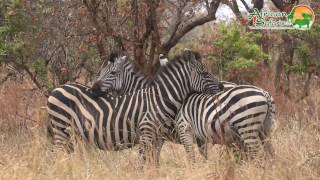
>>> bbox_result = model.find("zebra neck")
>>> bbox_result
[152,77,190,109]
[152,63,193,109]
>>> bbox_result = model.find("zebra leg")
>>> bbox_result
[138,118,161,166]
[155,136,164,166]
[263,139,275,158]
[47,117,55,142]
[243,133,263,160]
[259,128,275,158]
[48,116,74,152]
[262,99,276,158]
[196,138,208,160]
[260,90,276,158]
[177,121,196,164]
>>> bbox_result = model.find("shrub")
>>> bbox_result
[208,22,268,82]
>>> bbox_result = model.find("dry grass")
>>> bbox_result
[0,79,320,180]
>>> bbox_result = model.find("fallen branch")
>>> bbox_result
[0,72,14,85]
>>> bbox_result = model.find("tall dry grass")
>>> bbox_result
[0,78,319,179]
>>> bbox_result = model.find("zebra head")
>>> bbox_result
[183,50,223,94]
[91,52,128,95]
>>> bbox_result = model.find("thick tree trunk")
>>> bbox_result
[274,54,283,93]
[296,72,313,102]
[274,33,295,95]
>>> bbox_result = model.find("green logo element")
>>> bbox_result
[287,5,315,30]
[248,5,315,30]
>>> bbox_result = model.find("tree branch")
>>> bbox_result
[9,60,49,97]
[254,0,297,11]
[239,0,251,12]
[0,72,14,85]
[253,0,264,10]
[161,0,221,54]
[227,0,242,20]
[83,0,107,61]
[165,2,185,49]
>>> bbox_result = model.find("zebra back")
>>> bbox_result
[91,50,223,96]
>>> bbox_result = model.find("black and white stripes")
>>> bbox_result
[90,50,222,163]
[47,51,222,164]
[175,84,276,162]
[47,83,141,151]
[47,50,276,166]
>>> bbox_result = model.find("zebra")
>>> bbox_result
[175,84,276,162]
[99,53,275,163]
[160,55,275,161]
[47,53,146,151]
[48,50,222,164]
[47,83,138,151]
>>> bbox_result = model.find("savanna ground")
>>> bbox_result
[0,73,320,180]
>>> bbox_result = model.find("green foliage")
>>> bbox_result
[0,0,30,64]
[286,9,320,75]
[227,57,256,70]
[32,58,47,81]
[210,23,268,78]
[0,0,54,92]
[286,45,315,74]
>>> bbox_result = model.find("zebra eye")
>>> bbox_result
[110,71,116,75]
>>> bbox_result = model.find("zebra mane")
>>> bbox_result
[121,57,149,77]
[109,52,123,63]
[153,50,202,79]
[105,52,144,75]
[99,52,123,70]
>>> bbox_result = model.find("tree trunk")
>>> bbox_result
[274,33,295,95]
[296,72,313,102]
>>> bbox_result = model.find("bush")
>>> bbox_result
[208,22,268,82]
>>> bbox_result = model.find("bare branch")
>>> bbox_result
[0,72,14,85]
[230,0,242,20]
[166,3,184,47]
[83,0,107,61]
[205,0,210,10]
[253,0,264,10]
[161,0,221,54]
[254,0,297,11]
[238,0,251,12]
[8,59,49,97]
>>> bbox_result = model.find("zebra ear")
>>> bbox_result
[120,55,127,61]
[100,53,116,70]
[114,55,127,65]
[108,52,120,63]
[186,50,202,63]
[190,51,201,62]
[193,51,201,62]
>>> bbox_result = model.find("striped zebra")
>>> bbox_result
[92,53,275,163]
[48,50,222,164]
[47,83,139,151]
[47,53,145,151]
[175,83,276,162]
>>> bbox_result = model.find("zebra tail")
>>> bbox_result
[262,92,276,139]
[261,92,276,157]
[46,116,55,143]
